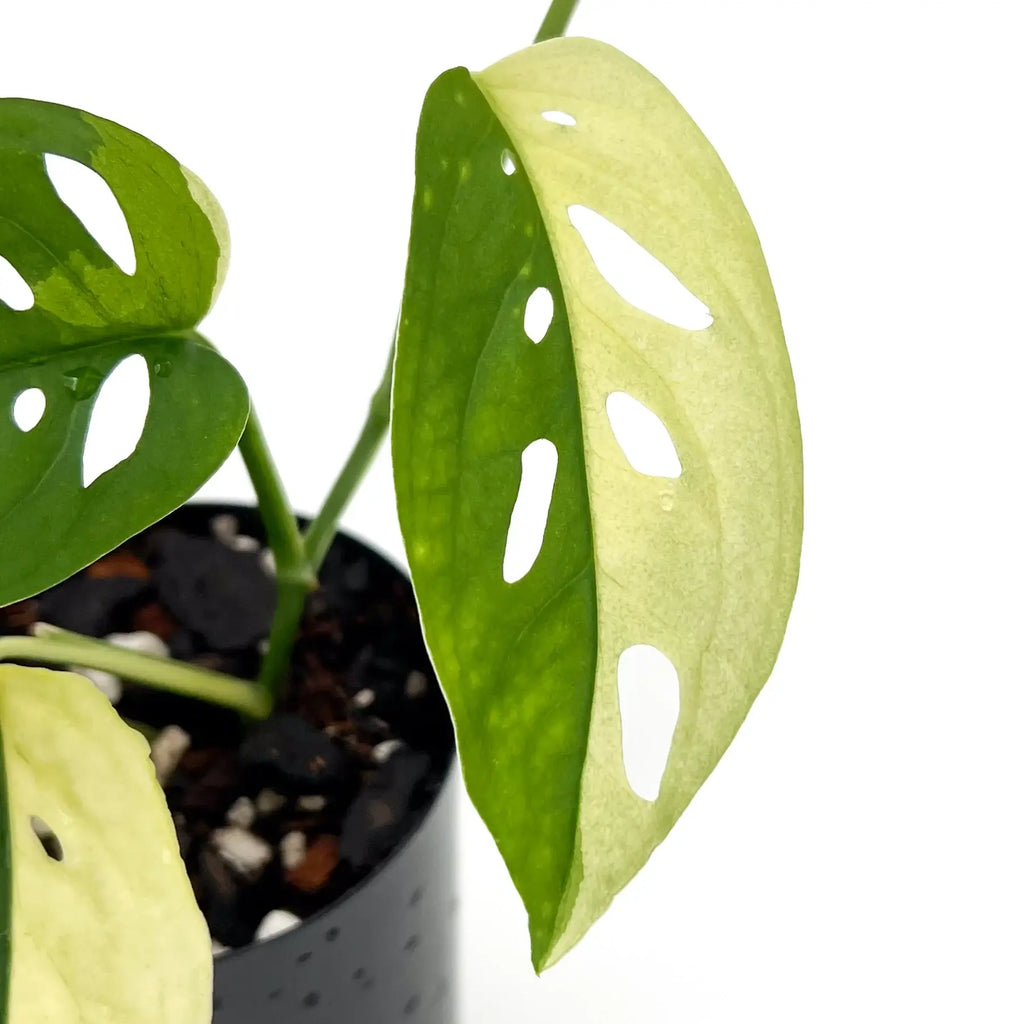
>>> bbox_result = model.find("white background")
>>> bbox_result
[3,1,1023,1021]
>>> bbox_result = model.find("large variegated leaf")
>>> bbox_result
[393,37,803,968]
[0,665,210,1023]
[0,99,248,606]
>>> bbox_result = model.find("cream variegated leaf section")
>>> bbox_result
[0,665,211,1023]
[475,38,802,966]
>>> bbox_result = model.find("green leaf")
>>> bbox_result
[0,665,211,1023]
[0,99,247,606]
[392,38,802,969]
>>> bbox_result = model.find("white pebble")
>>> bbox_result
[259,548,276,577]
[74,666,123,705]
[106,630,170,658]
[256,909,302,942]
[255,788,287,817]
[226,796,256,830]
[230,534,261,553]
[372,739,404,764]
[280,831,307,871]
[296,794,326,813]
[150,725,191,785]
[405,670,428,699]
[210,514,239,544]
[211,827,274,879]
[352,688,375,709]
[212,940,230,958]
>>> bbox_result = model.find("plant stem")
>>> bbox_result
[303,336,396,570]
[238,408,318,703]
[238,409,313,588]
[0,629,271,719]
[534,0,580,42]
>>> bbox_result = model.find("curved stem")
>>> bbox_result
[303,336,396,570]
[534,0,580,42]
[238,406,318,702]
[238,409,313,589]
[0,628,271,719]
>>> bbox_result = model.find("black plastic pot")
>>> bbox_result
[212,774,457,1023]
[166,504,458,1024]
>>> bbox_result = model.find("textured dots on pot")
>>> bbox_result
[44,154,137,274]
[541,109,576,126]
[605,392,682,479]
[566,204,714,330]
[11,388,45,432]
[0,253,34,311]
[523,286,554,343]
[325,926,340,942]
[30,815,64,861]
[408,887,424,907]
[81,353,150,487]
[404,994,421,1016]
[404,933,420,953]
[296,950,312,965]
[301,991,320,1009]
[616,644,680,802]
[502,438,558,584]
[500,148,517,175]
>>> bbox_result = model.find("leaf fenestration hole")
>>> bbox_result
[501,149,517,175]
[12,388,46,433]
[44,154,137,275]
[617,645,680,802]
[503,438,558,584]
[30,815,64,861]
[0,253,34,311]
[524,287,554,343]
[82,354,150,487]
[541,110,577,126]
[567,205,713,330]
[605,392,682,478]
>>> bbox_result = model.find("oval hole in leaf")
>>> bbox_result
[503,438,558,584]
[82,354,150,487]
[605,391,682,478]
[30,815,64,862]
[617,645,680,802]
[12,388,46,433]
[45,153,137,275]
[541,110,577,126]
[567,205,713,330]
[524,286,554,343]
[501,148,517,175]
[0,253,34,310]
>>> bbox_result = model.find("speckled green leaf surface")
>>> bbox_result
[393,38,802,968]
[0,665,211,1023]
[0,99,247,606]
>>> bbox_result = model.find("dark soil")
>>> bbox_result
[0,504,454,951]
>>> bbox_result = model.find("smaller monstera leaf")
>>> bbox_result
[393,38,803,969]
[0,665,211,1024]
[0,99,248,606]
